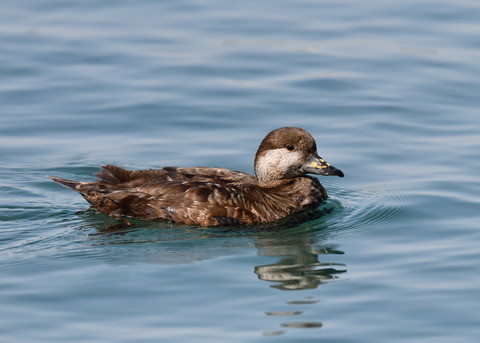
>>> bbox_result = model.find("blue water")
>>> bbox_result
[1,0,480,341]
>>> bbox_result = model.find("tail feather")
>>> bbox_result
[48,175,83,193]
[49,165,130,194]
[95,164,129,186]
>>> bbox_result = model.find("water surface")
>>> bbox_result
[1,0,480,342]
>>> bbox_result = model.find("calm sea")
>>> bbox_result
[1,0,479,342]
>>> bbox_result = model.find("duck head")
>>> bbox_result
[254,127,344,185]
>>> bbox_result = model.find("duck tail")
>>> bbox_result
[48,175,83,193]
[95,164,125,185]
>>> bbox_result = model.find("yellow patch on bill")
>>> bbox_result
[310,160,329,169]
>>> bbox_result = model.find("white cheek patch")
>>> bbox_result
[255,149,303,183]
[277,149,303,173]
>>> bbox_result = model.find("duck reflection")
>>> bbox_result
[83,208,347,287]
[253,231,346,291]
[251,225,346,336]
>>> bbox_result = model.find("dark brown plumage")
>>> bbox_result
[49,127,344,226]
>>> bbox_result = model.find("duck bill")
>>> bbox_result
[302,153,344,177]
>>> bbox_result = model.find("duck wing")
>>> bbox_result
[66,178,257,226]
[50,165,258,226]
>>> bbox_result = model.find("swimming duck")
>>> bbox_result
[49,127,344,226]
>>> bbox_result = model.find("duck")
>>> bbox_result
[49,127,344,226]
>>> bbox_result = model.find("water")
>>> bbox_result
[1,0,480,341]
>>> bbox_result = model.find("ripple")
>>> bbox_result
[280,322,323,329]
[325,182,419,233]
[265,311,303,316]
[285,300,321,305]
[262,330,286,336]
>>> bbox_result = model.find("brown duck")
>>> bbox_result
[49,127,344,226]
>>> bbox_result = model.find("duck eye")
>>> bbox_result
[286,144,295,151]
